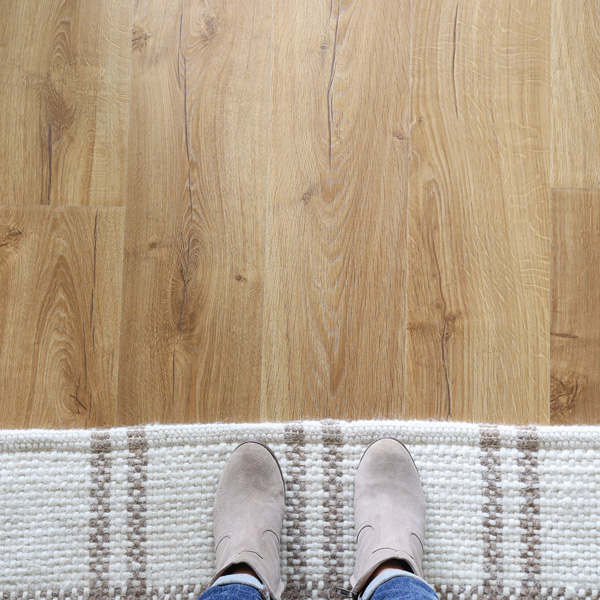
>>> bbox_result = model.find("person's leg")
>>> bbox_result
[200,442,286,600]
[347,558,437,600]
[198,562,269,600]
[198,580,266,600]
[364,573,438,600]
[355,559,437,600]
[350,439,435,600]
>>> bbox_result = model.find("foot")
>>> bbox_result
[210,442,286,600]
[350,438,426,597]
[368,559,412,581]
[223,563,260,579]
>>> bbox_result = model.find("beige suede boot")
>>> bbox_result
[210,441,286,600]
[350,438,426,598]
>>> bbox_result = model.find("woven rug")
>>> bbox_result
[1,419,598,600]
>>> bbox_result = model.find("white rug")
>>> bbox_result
[0,419,598,600]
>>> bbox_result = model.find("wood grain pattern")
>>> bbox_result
[0,206,124,428]
[551,188,600,424]
[117,0,271,424]
[406,1,551,425]
[261,0,411,420]
[0,0,131,206]
[552,0,600,188]
[1,1,599,429]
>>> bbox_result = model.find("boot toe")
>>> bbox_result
[355,438,422,497]
[223,441,286,497]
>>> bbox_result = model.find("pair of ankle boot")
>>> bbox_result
[210,438,426,600]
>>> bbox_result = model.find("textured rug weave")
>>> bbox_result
[0,419,599,600]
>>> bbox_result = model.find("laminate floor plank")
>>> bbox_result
[117,0,271,424]
[0,206,124,428]
[552,1,600,188]
[261,0,411,420]
[406,1,551,424]
[0,0,132,206]
[551,188,600,424]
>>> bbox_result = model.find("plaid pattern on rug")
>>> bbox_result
[0,419,598,600]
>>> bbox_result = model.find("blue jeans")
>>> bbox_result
[369,575,438,600]
[198,572,439,600]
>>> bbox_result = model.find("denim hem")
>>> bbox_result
[360,569,435,600]
[211,574,269,599]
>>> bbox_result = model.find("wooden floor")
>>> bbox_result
[0,0,598,428]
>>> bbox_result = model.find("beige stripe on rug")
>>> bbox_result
[0,419,598,600]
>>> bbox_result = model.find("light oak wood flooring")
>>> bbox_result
[0,0,598,427]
